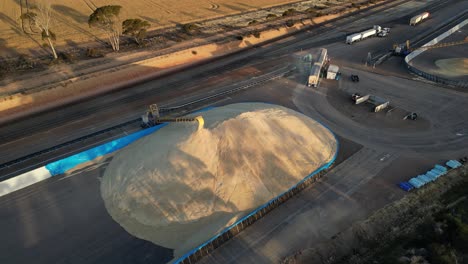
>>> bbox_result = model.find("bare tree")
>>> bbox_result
[20,0,58,59]
[88,5,122,51]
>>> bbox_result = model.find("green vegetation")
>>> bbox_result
[122,19,150,45]
[341,178,468,264]
[248,20,259,26]
[88,5,123,51]
[253,31,261,38]
[282,8,297,17]
[285,19,295,27]
[86,48,104,58]
[266,13,278,20]
[181,23,200,34]
[57,52,75,63]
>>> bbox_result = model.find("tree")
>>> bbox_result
[88,5,122,51]
[122,19,150,45]
[20,0,58,59]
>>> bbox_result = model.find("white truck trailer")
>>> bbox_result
[346,33,362,44]
[326,64,339,80]
[410,12,429,26]
[316,48,328,68]
[308,62,322,87]
[346,25,381,44]
[361,28,377,39]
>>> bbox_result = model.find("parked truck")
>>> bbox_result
[410,12,429,26]
[308,62,321,87]
[316,48,328,68]
[346,25,382,44]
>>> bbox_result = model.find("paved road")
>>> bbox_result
[1,0,467,263]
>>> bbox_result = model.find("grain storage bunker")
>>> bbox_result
[100,103,337,261]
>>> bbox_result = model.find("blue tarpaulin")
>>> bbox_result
[446,160,462,169]
[418,175,432,183]
[45,123,167,176]
[435,164,447,172]
[409,178,424,188]
[431,168,445,175]
[398,182,413,191]
[416,175,428,184]
[425,172,437,181]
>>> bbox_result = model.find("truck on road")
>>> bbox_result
[346,25,382,44]
[410,12,429,26]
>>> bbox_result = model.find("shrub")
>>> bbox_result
[191,50,197,55]
[248,20,259,26]
[253,31,261,38]
[266,13,277,20]
[16,55,34,69]
[286,19,295,27]
[181,23,200,34]
[282,8,297,17]
[235,35,243,41]
[86,48,103,58]
[58,52,75,63]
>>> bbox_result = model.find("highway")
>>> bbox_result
[0,0,467,263]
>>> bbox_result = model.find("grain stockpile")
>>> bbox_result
[100,103,337,260]
[0,0,333,56]
[435,58,468,77]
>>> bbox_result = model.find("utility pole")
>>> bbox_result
[365,52,372,66]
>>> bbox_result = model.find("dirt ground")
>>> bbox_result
[0,0,346,57]
[287,165,468,264]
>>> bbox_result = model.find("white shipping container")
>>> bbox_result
[327,71,337,80]
[327,64,339,79]
[346,33,361,44]
[361,29,377,39]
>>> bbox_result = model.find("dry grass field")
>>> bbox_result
[0,0,347,57]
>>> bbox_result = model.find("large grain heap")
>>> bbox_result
[101,103,337,259]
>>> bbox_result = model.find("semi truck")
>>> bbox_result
[410,12,429,26]
[316,48,328,68]
[346,25,382,44]
[308,62,321,87]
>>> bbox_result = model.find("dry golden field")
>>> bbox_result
[0,0,343,57]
